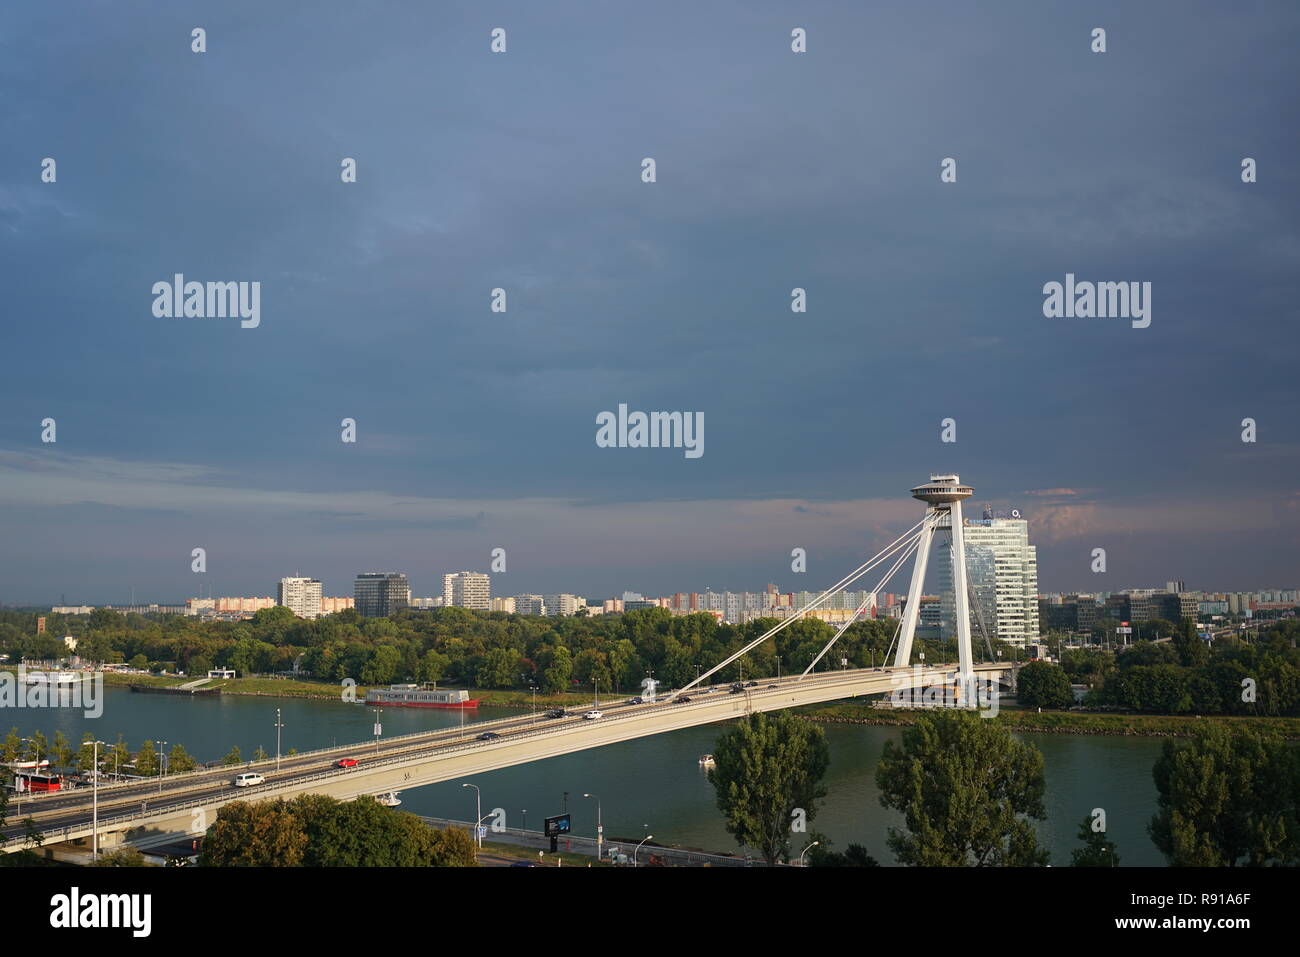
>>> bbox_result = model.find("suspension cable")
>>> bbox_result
[672,518,928,696]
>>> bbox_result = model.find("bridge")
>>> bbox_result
[2,663,1011,855]
[2,472,1017,856]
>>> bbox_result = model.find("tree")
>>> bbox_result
[876,710,1049,866]
[221,745,243,766]
[199,799,307,866]
[168,743,197,773]
[1071,814,1119,866]
[1016,661,1073,709]
[805,832,879,867]
[89,846,147,867]
[709,711,830,865]
[1149,726,1299,866]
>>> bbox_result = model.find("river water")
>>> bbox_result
[9,687,1165,865]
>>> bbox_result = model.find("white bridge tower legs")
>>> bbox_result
[892,512,936,669]
[949,496,974,695]
[892,475,978,706]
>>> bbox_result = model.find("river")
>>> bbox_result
[7,687,1166,865]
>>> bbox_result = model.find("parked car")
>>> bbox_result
[583,710,604,720]
[336,757,359,768]
[477,731,502,741]
[233,772,264,787]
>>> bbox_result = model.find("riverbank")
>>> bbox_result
[95,671,622,709]
[795,701,1300,739]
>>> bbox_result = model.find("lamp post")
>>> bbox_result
[634,833,654,867]
[155,741,167,794]
[521,809,527,832]
[798,840,820,867]
[583,792,602,860]
[372,708,383,753]
[775,656,782,681]
[274,708,284,771]
[461,782,482,857]
[90,739,106,861]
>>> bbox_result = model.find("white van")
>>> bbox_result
[233,772,265,787]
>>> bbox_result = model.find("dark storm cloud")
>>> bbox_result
[1,1,1297,601]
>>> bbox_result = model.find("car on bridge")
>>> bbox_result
[543,709,566,719]
[729,684,745,694]
[627,696,642,704]
[477,731,502,741]
[233,772,265,787]
[336,758,359,768]
[583,710,603,720]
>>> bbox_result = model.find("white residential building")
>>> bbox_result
[277,577,323,619]
[443,572,491,610]
[937,511,1039,646]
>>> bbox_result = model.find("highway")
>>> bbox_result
[2,662,1011,853]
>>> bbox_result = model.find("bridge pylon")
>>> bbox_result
[893,474,975,686]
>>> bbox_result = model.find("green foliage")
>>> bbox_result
[89,846,148,867]
[1017,661,1074,709]
[876,710,1049,866]
[199,795,476,867]
[1071,814,1119,866]
[709,711,830,865]
[1149,726,1300,866]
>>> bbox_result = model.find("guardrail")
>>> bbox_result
[3,664,1000,852]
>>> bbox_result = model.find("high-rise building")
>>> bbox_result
[354,573,411,618]
[443,572,490,610]
[938,509,1039,645]
[277,577,323,619]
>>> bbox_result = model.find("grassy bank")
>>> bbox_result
[796,700,1300,739]
[91,670,623,708]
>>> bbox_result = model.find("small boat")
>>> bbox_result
[375,791,402,807]
[698,754,715,768]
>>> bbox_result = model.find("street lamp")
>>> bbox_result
[583,792,603,860]
[274,708,285,771]
[90,739,106,861]
[798,840,820,867]
[155,741,167,794]
[634,833,654,867]
[775,656,782,681]
[521,809,527,832]
[372,708,383,753]
[462,782,482,858]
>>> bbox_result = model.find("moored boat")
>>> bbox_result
[364,684,479,709]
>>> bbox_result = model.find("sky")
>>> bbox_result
[2,1,1298,604]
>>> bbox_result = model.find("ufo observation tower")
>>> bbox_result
[893,474,976,683]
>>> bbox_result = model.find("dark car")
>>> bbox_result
[543,709,566,719]
[477,731,502,741]
[677,695,692,703]
[767,684,778,689]
[745,681,758,687]
[628,697,643,705]
[729,684,745,695]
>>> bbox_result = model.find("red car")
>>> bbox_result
[336,758,359,768]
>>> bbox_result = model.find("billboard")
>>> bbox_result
[544,814,572,838]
